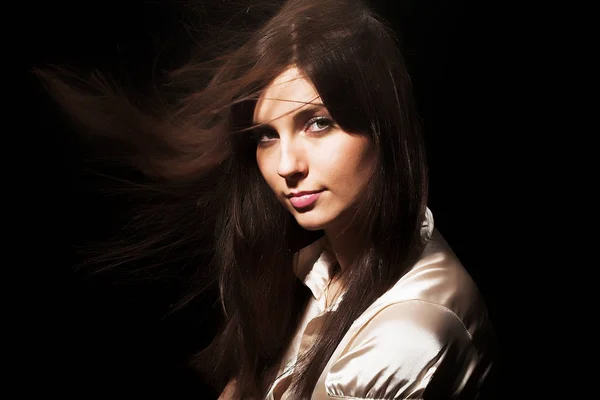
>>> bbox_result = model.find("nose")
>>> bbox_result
[277,140,308,182]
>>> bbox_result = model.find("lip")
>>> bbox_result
[286,190,323,198]
[287,190,323,209]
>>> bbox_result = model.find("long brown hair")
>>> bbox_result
[34,0,429,398]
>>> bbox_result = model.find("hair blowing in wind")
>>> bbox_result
[33,0,430,398]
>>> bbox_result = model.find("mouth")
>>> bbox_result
[286,190,323,210]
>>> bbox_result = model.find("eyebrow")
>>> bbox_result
[253,103,328,127]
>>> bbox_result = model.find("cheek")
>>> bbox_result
[327,139,375,183]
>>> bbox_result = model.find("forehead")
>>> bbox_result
[253,66,322,125]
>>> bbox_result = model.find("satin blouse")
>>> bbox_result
[265,208,496,399]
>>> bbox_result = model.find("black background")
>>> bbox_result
[22,0,533,397]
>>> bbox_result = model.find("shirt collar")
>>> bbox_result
[293,207,434,303]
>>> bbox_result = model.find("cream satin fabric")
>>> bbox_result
[265,208,496,399]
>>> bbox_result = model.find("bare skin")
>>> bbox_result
[254,66,377,272]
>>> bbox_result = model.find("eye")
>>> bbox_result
[305,116,334,134]
[253,127,279,143]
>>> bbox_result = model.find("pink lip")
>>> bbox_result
[288,191,323,209]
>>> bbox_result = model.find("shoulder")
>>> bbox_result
[322,231,496,399]
[325,300,486,399]
[375,229,491,341]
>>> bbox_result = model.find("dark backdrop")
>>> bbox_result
[24,0,520,397]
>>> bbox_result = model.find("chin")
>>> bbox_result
[293,212,326,231]
[291,211,335,232]
[294,218,325,231]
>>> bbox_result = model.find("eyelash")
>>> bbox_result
[305,116,334,133]
[255,116,334,143]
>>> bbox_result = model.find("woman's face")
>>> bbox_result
[253,66,377,233]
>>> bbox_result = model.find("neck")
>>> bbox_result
[324,224,366,270]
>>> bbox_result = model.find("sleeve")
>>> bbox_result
[323,300,490,399]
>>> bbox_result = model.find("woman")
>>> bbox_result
[35,0,497,398]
